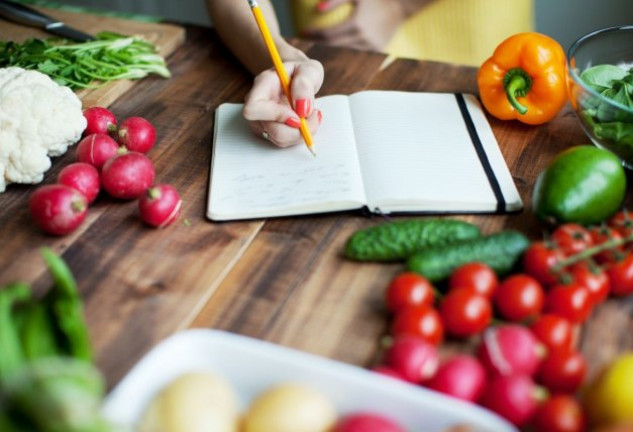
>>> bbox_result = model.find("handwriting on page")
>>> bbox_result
[209,99,366,218]
[216,163,355,209]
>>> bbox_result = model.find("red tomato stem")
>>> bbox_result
[553,233,633,272]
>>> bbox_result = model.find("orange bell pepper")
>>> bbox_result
[477,32,568,125]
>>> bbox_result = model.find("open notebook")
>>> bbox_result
[207,91,522,221]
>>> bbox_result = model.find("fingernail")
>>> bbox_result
[285,117,301,129]
[296,99,311,118]
[317,110,323,124]
[316,1,330,12]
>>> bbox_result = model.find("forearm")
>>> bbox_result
[206,0,308,75]
[396,0,438,17]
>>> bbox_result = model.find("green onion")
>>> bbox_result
[0,31,170,90]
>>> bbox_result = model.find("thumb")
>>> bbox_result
[316,0,354,12]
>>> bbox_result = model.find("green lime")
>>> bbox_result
[532,145,627,225]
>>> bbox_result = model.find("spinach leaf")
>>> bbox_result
[580,64,629,92]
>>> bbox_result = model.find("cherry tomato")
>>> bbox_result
[529,314,574,353]
[537,349,586,394]
[523,241,565,286]
[392,305,444,345]
[531,395,586,432]
[544,282,593,324]
[609,209,633,238]
[589,226,623,264]
[567,262,610,306]
[448,262,499,298]
[385,272,436,313]
[606,253,633,297]
[551,223,593,257]
[494,274,545,322]
[439,287,492,338]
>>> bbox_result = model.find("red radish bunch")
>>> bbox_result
[83,106,117,136]
[102,152,155,200]
[477,324,544,377]
[138,184,182,228]
[382,335,439,384]
[479,374,546,427]
[76,134,122,170]
[29,184,88,235]
[117,116,156,153]
[425,354,486,402]
[57,163,100,204]
[333,412,405,432]
[30,106,182,235]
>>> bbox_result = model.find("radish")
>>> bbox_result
[57,162,100,204]
[76,133,122,170]
[425,354,486,402]
[117,116,156,153]
[382,335,439,383]
[29,184,88,235]
[333,412,405,432]
[477,324,545,377]
[83,106,117,136]
[371,365,407,382]
[138,184,182,228]
[101,152,155,200]
[479,374,547,427]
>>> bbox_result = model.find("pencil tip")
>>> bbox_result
[309,146,317,157]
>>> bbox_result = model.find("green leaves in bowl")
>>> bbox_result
[579,64,633,153]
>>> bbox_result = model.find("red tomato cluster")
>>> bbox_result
[372,216,633,430]
[29,107,182,235]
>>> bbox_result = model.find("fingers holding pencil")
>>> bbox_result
[244,61,323,148]
[249,109,322,148]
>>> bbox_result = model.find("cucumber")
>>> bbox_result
[344,219,482,262]
[406,230,530,282]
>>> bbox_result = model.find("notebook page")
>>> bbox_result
[349,91,503,212]
[207,96,366,221]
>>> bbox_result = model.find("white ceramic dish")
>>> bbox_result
[102,329,518,432]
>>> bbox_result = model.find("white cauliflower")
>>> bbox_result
[0,67,86,192]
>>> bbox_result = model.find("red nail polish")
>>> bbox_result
[285,117,301,129]
[317,110,323,124]
[316,1,329,12]
[296,99,311,118]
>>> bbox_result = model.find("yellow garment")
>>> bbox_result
[289,0,534,66]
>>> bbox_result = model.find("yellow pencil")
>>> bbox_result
[247,0,316,157]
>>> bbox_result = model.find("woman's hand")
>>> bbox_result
[303,0,408,51]
[244,59,324,148]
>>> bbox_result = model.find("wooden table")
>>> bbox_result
[1,24,631,390]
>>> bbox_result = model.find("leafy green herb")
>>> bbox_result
[580,64,629,93]
[579,64,633,163]
[0,31,170,89]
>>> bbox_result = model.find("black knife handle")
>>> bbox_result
[0,0,58,28]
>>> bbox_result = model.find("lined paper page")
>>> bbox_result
[349,91,506,212]
[207,96,366,221]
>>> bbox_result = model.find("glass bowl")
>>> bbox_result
[567,25,633,168]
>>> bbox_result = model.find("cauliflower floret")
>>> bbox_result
[0,67,86,192]
[0,130,51,192]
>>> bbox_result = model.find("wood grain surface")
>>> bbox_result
[0,6,185,107]
[0,20,631,395]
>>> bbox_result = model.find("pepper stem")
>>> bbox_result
[503,68,532,115]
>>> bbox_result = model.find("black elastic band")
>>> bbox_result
[454,93,506,213]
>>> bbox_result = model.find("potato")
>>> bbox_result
[243,383,337,432]
[138,371,240,432]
